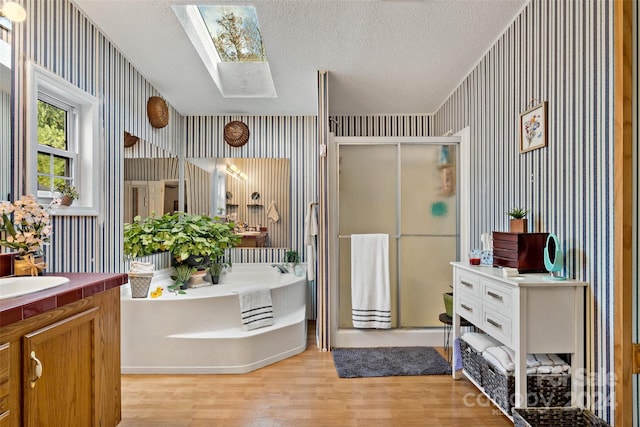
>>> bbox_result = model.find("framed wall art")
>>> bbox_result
[519,101,547,153]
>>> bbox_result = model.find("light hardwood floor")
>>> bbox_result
[120,322,512,427]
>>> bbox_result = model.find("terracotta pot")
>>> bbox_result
[510,218,528,233]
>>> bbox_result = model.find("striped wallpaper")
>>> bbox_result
[432,0,617,421]
[10,0,183,273]
[329,115,432,137]
[184,115,319,264]
[0,91,9,200]
[1,24,10,202]
[3,0,635,421]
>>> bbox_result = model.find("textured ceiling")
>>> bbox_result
[72,0,526,117]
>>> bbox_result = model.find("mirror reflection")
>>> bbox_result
[1,38,11,201]
[124,157,290,248]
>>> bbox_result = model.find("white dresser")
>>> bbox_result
[450,262,586,409]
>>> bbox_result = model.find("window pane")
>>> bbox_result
[197,6,267,62]
[52,155,70,178]
[37,175,50,191]
[37,100,67,150]
[37,152,51,174]
[37,152,72,193]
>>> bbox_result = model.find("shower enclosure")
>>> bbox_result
[329,136,460,347]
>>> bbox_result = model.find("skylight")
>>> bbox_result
[173,5,276,98]
[197,6,267,63]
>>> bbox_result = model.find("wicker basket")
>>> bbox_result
[459,338,486,386]
[129,272,153,298]
[513,407,609,427]
[483,360,571,414]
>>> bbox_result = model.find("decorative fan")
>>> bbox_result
[224,121,250,147]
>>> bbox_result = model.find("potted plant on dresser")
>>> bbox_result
[507,207,529,233]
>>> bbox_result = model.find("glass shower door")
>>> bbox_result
[399,145,457,327]
[338,144,398,328]
[337,141,458,329]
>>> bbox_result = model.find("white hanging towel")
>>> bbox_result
[266,201,280,223]
[350,234,391,329]
[237,287,274,331]
[304,202,318,281]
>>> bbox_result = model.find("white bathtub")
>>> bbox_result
[120,263,307,374]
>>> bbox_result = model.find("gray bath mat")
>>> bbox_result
[332,346,452,378]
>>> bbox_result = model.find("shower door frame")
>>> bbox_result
[328,135,466,348]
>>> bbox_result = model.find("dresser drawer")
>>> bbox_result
[481,279,512,310]
[482,306,512,346]
[457,294,481,324]
[456,271,481,297]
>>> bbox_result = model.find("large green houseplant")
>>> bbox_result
[123,214,174,259]
[168,213,240,267]
[124,212,240,266]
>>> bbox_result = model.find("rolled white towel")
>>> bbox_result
[461,332,502,353]
[533,353,554,366]
[483,346,515,372]
[551,365,569,374]
[130,261,154,273]
[536,365,553,374]
[527,354,541,367]
[483,352,510,374]
[547,353,567,366]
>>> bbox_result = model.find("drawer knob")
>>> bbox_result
[487,318,502,329]
[487,291,503,301]
[461,303,473,312]
[461,280,474,288]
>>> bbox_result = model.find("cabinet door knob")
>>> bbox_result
[30,351,43,388]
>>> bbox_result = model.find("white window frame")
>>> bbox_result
[26,62,100,216]
[35,95,78,197]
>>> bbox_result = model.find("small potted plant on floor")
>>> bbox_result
[507,207,529,233]
[54,182,80,206]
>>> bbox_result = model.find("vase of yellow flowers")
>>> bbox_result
[0,195,55,276]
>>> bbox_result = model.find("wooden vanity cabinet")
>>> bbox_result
[0,343,9,426]
[0,287,121,427]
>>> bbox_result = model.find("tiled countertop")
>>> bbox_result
[0,272,128,327]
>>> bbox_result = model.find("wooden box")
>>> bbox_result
[492,232,549,273]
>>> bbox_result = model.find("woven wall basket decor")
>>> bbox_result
[124,131,139,147]
[147,96,169,128]
[223,121,250,147]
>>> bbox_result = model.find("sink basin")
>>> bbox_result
[238,231,262,236]
[0,276,70,300]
